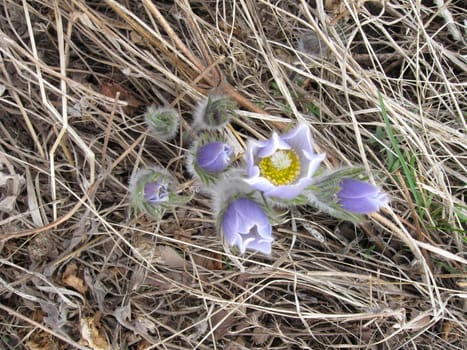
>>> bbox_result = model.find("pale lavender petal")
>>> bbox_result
[337,178,388,214]
[221,198,273,254]
[143,181,168,204]
[197,142,232,173]
[338,178,378,198]
[243,172,276,193]
[255,132,291,158]
[231,198,269,233]
[301,152,326,180]
[282,123,314,155]
[264,177,312,200]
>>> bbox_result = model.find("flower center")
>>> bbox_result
[258,149,301,186]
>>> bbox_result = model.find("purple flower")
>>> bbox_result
[337,178,388,214]
[143,180,168,205]
[221,198,273,255]
[197,142,232,174]
[245,123,325,200]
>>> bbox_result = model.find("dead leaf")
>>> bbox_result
[193,252,224,270]
[0,168,24,213]
[26,331,59,350]
[324,0,378,24]
[132,236,187,269]
[130,31,149,47]
[155,245,186,269]
[28,234,59,264]
[62,263,87,294]
[212,309,236,339]
[80,316,111,350]
[100,81,143,115]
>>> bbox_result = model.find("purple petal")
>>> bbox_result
[197,142,232,173]
[338,179,388,214]
[243,172,276,193]
[221,198,273,254]
[255,132,291,158]
[338,178,378,198]
[282,123,314,156]
[143,181,168,204]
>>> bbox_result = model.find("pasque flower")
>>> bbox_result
[221,197,273,255]
[337,178,388,214]
[144,105,179,140]
[245,123,325,200]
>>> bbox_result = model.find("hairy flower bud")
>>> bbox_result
[193,94,236,130]
[197,142,232,173]
[144,105,179,140]
[129,166,176,218]
[187,137,233,185]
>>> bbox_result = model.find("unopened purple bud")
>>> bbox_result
[197,142,232,174]
[143,180,168,205]
[337,178,388,214]
[221,197,273,255]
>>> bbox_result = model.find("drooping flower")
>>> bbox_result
[186,136,233,185]
[144,105,179,140]
[337,178,388,214]
[129,166,177,218]
[221,197,273,255]
[245,123,325,201]
[193,93,236,130]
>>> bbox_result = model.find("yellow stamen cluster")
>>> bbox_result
[258,149,301,186]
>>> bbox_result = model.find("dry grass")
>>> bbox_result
[0,0,465,349]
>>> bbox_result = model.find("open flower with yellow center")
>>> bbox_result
[245,123,325,200]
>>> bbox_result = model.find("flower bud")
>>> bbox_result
[144,105,179,140]
[197,142,232,173]
[129,166,175,218]
[337,178,388,214]
[187,137,233,185]
[193,94,236,130]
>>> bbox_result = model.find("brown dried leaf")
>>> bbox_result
[193,252,224,270]
[100,82,143,114]
[28,234,59,264]
[80,316,111,350]
[132,236,187,269]
[26,331,59,350]
[155,245,187,269]
[212,310,236,339]
[62,263,87,295]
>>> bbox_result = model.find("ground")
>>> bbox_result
[0,0,465,349]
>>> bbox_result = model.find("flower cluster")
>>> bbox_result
[130,92,388,256]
